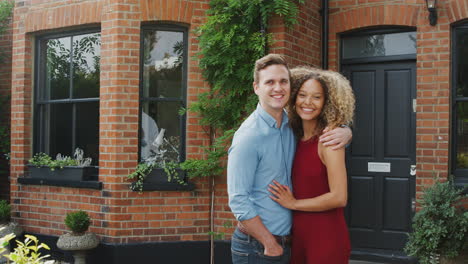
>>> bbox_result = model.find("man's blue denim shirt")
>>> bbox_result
[227,104,295,236]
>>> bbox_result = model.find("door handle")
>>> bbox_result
[410,165,416,176]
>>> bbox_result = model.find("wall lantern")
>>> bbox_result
[425,0,437,26]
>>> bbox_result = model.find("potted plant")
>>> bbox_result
[0,200,23,264]
[128,128,187,192]
[404,179,468,264]
[27,148,97,181]
[57,210,99,264]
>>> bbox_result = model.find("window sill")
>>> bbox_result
[18,177,103,190]
[129,168,195,192]
[454,178,468,194]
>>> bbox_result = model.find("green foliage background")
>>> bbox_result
[0,1,13,162]
[404,179,468,264]
[180,0,304,179]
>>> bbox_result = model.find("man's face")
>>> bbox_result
[253,64,291,116]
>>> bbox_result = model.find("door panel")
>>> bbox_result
[351,71,375,157]
[343,61,416,252]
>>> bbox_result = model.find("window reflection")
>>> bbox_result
[140,102,181,164]
[342,32,416,59]
[140,27,186,165]
[456,30,468,97]
[44,104,73,157]
[46,37,71,100]
[457,103,468,169]
[37,31,100,165]
[455,28,468,169]
[72,33,101,98]
[143,31,184,99]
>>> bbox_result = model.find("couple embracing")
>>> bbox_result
[227,54,355,264]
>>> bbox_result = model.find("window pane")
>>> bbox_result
[43,104,73,157]
[142,30,184,99]
[457,102,468,169]
[45,37,71,100]
[140,101,182,163]
[76,101,99,165]
[455,29,468,97]
[72,33,101,99]
[342,32,416,59]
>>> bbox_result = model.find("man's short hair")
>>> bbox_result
[253,54,290,83]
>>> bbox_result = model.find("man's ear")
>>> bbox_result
[253,81,259,95]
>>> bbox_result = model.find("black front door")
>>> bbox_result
[342,61,416,257]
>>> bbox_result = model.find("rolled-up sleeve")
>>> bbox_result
[227,135,258,222]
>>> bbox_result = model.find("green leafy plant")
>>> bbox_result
[178,0,304,180]
[127,162,155,192]
[29,148,92,171]
[207,220,233,240]
[0,200,10,224]
[128,0,304,190]
[0,1,13,165]
[0,229,15,256]
[404,179,468,264]
[127,161,186,192]
[2,234,51,264]
[128,127,183,191]
[0,0,13,64]
[64,210,91,235]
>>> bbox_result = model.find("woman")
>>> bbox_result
[268,67,355,264]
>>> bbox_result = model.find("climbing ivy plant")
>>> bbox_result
[0,1,13,162]
[0,0,13,64]
[180,0,304,178]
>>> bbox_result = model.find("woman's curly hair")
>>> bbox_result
[288,66,355,140]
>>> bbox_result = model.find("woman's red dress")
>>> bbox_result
[290,137,351,264]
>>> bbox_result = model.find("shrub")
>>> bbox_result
[404,179,468,264]
[64,211,91,234]
[0,200,10,224]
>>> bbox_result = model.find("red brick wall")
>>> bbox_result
[270,0,322,67]
[10,0,466,246]
[0,10,12,202]
[328,0,467,202]
[10,0,215,243]
[8,0,366,244]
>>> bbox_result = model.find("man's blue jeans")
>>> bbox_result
[231,228,291,264]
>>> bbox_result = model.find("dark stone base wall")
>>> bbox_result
[27,234,232,264]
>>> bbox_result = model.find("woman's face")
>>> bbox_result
[295,79,325,121]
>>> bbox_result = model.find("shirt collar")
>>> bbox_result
[256,103,289,129]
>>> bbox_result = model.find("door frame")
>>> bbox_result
[340,28,417,264]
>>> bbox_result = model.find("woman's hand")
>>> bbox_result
[268,180,297,210]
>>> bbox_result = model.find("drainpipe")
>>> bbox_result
[321,0,329,69]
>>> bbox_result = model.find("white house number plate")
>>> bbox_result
[368,162,391,173]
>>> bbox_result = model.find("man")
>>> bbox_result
[227,54,352,263]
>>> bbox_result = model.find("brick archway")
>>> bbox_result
[140,0,195,24]
[328,4,420,71]
[447,0,468,23]
[25,2,104,32]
